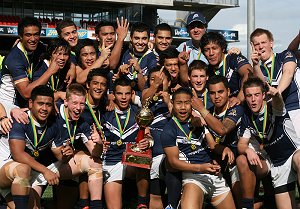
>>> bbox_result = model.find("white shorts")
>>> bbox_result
[288,109,300,140]
[271,153,297,194]
[103,161,126,183]
[31,162,61,187]
[150,154,165,180]
[182,172,230,199]
[229,165,239,185]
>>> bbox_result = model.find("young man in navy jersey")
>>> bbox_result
[118,22,157,92]
[142,66,172,208]
[0,17,60,108]
[95,18,129,70]
[200,32,253,102]
[75,69,108,209]
[251,28,300,140]
[53,83,103,209]
[192,75,243,208]
[153,23,173,62]
[101,78,153,209]
[162,87,236,209]
[238,77,300,209]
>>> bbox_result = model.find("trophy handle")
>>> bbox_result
[136,128,145,143]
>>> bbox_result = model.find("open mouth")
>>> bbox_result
[170,71,178,78]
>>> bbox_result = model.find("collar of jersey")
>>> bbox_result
[114,105,131,114]
[28,110,46,127]
[217,53,228,69]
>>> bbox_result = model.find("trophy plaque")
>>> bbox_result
[122,98,154,169]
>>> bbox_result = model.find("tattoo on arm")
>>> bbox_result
[222,118,236,134]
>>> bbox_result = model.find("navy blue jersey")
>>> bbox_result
[32,60,68,92]
[161,117,211,166]
[70,52,77,65]
[196,89,213,110]
[260,50,300,111]
[239,103,297,166]
[9,111,59,166]
[207,105,243,157]
[149,100,170,157]
[55,104,92,150]
[101,105,140,165]
[208,53,250,97]
[121,49,157,91]
[0,42,46,107]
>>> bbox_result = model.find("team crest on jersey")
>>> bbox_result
[228,108,237,116]
[284,51,293,59]
[237,56,245,64]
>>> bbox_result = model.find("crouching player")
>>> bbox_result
[162,87,236,209]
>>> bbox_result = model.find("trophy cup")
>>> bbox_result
[122,98,154,169]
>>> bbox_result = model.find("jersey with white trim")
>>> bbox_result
[55,104,92,151]
[260,50,300,111]
[101,105,140,165]
[121,49,157,91]
[149,100,170,157]
[207,105,243,157]
[0,42,46,107]
[239,103,297,166]
[32,60,68,92]
[8,112,59,166]
[177,40,207,65]
[207,53,250,97]
[161,117,211,165]
[70,52,77,65]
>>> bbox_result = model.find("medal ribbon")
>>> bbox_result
[252,104,268,142]
[263,54,275,84]
[215,56,226,77]
[172,116,192,141]
[114,108,131,139]
[203,89,208,109]
[197,50,202,60]
[29,115,47,149]
[130,51,149,79]
[19,43,33,80]
[86,97,102,131]
[50,73,60,91]
[63,107,77,145]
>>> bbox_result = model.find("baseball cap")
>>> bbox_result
[186,12,207,27]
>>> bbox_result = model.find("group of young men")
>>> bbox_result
[0,10,299,209]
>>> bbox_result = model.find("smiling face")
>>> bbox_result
[64,94,85,121]
[21,26,40,52]
[29,96,53,123]
[131,31,149,53]
[154,30,172,52]
[52,46,70,69]
[251,33,273,62]
[189,69,208,92]
[98,26,116,48]
[87,75,107,102]
[208,82,230,110]
[203,42,224,66]
[172,93,192,122]
[60,25,78,47]
[244,86,265,113]
[114,85,132,111]
[79,46,97,69]
[187,22,206,42]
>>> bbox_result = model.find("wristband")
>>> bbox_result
[199,108,209,118]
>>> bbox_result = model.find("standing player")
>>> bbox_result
[102,78,153,209]
[200,32,252,102]
[153,23,173,62]
[250,28,300,140]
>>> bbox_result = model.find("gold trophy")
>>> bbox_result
[122,98,154,169]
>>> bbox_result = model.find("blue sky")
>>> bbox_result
[158,0,300,56]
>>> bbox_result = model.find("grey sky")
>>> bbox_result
[159,0,300,56]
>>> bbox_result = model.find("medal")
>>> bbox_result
[153,94,159,101]
[117,139,123,146]
[215,137,220,144]
[191,144,197,150]
[33,150,39,158]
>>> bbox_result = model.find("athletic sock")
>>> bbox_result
[165,171,182,208]
[12,195,29,209]
[137,195,149,206]
[89,200,102,209]
[78,198,89,208]
[241,198,254,209]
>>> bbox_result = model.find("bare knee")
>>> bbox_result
[236,155,249,173]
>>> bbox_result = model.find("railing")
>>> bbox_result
[174,0,239,6]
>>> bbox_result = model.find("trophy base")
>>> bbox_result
[122,143,152,169]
